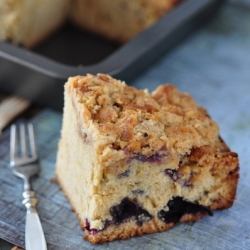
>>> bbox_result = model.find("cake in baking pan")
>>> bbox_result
[69,0,182,43]
[0,0,182,47]
[56,74,239,244]
[0,0,69,48]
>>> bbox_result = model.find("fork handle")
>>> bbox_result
[23,191,47,250]
[26,212,47,250]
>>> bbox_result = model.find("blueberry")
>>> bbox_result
[84,219,99,235]
[131,153,166,163]
[110,198,152,226]
[132,153,148,162]
[158,196,212,224]
[118,169,130,179]
[164,169,182,181]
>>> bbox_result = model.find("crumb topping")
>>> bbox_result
[68,74,219,157]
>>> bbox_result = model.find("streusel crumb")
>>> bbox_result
[71,74,219,158]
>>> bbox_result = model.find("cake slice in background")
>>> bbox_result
[0,0,69,48]
[0,0,183,47]
[69,0,182,43]
[56,74,239,244]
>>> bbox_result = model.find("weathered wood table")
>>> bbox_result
[0,0,249,249]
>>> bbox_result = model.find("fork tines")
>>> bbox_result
[10,123,38,166]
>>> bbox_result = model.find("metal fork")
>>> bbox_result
[10,123,47,250]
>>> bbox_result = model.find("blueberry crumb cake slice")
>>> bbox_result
[56,74,239,244]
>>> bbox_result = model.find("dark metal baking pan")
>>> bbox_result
[0,0,224,111]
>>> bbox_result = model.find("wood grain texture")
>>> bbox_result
[0,2,250,250]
